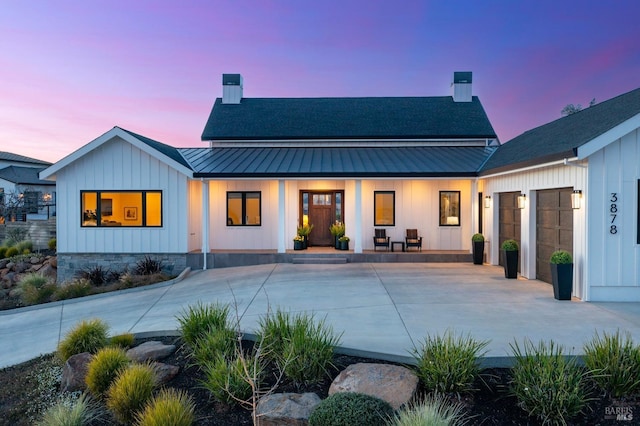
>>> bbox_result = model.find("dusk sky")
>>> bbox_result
[1,1,639,163]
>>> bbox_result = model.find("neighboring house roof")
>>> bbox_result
[0,151,51,167]
[180,146,494,178]
[481,87,640,174]
[0,166,54,186]
[201,97,497,141]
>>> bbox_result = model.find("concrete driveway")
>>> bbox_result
[2,262,640,368]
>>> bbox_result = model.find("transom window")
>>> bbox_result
[374,191,395,226]
[227,192,261,226]
[440,191,460,226]
[81,191,162,227]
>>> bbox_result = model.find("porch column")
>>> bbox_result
[354,179,362,253]
[201,179,210,269]
[278,180,286,253]
[471,179,478,237]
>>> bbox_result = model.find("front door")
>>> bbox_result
[301,191,343,246]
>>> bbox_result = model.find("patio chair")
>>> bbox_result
[405,229,423,251]
[373,229,390,251]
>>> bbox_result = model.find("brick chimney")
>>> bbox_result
[452,71,472,102]
[222,74,243,104]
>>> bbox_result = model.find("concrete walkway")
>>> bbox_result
[3,263,640,369]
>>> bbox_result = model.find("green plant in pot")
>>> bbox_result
[501,239,519,279]
[293,235,305,250]
[471,233,485,265]
[329,221,345,249]
[550,250,573,300]
[297,224,314,248]
[338,235,350,250]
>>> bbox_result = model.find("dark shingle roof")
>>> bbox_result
[201,97,497,141]
[0,151,51,166]
[481,87,640,173]
[0,166,54,185]
[118,127,191,169]
[179,146,493,178]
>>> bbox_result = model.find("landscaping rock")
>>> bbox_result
[38,264,57,281]
[126,340,176,362]
[329,363,418,410]
[30,257,40,265]
[60,352,94,392]
[151,362,180,385]
[49,257,58,268]
[14,262,29,274]
[256,392,321,426]
[0,259,8,269]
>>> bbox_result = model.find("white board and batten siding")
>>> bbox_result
[56,137,189,254]
[587,129,640,301]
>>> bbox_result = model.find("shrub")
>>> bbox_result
[76,265,109,286]
[48,238,57,251]
[15,239,33,254]
[85,346,130,397]
[583,330,640,397]
[501,239,519,251]
[5,246,19,258]
[257,309,294,366]
[308,392,395,426]
[176,302,233,348]
[4,227,27,246]
[18,273,56,305]
[471,233,484,243]
[136,256,163,275]
[510,338,590,425]
[550,250,573,264]
[53,279,92,301]
[200,354,261,405]
[390,393,468,426]
[106,363,157,424]
[412,330,489,394]
[57,318,110,361]
[135,388,195,426]
[191,327,238,365]
[0,246,7,259]
[110,333,136,349]
[37,393,100,426]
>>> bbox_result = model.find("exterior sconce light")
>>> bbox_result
[484,195,491,208]
[571,190,582,209]
[517,193,526,209]
[43,193,52,202]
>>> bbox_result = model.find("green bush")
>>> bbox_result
[48,238,57,251]
[583,330,640,397]
[15,239,33,254]
[501,239,519,251]
[85,346,131,397]
[135,256,163,275]
[18,273,56,305]
[308,392,394,426]
[135,388,195,426]
[176,302,233,348]
[471,233,484,243]
[510,338,589,425]
[36,393,100,426]
[0,246,7,259]
[106,363,157,424]
[257,309,294,366]
[76,265,109,286]
[57,318,110,361]
[390,393,468,426]
[5,246,19,258]
[191,327,238,365]
[200,354,261,405]
[412,330,489,394]
[550,250,573,264]
[110,333,136,349]
[4,227,27,246]
[53,279,92,301]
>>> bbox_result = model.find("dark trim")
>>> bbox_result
[226,191,262,227]
[478,192,483,235]
[193,172,481,179]
[479,149,577,176]
[80,190,163,228]
[374,191,396,227]
[439,190,461,227]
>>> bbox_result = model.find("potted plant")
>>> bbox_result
[338,235,350,251]
[501,239,519,279]
[329,221,345,249]
[550,250,573,300]
[297,224,314,249]
[471,233,485,265]
[293,235,305,250]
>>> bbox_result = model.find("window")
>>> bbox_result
[440,191,461,226]
[374,191,395,226]
[81,190,162,227]
[24,191,41,214]
[227,192,261,226]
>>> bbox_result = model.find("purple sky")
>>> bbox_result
[1,0,639,163]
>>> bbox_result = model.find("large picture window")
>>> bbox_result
[81,190,162,227]
[374,191,395,226]
[227,192,261,226]
[440,191,460,226]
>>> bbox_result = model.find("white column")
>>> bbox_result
[471,179,478,238]
[201,179,210,269]
[278,180,286,253]
[354,179,362,253]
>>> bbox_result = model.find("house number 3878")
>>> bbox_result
[610,193,618,234]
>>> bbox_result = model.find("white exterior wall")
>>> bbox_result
[188,180,203,252]
[480,162,587,299]
[587,129,640,301]
[56,137,189,253]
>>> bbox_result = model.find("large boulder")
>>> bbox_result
[256,392,321,426]
[60,352,94,392]
[126,341,176,362]
[38,264,57,280]
[329,363,418,410]
[151,362,180,385]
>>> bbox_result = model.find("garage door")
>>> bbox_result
[536,188,573,283]
[499,192,521,268]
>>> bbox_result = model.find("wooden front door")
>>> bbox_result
[301,191,343,246]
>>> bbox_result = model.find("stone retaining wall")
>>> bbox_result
[0,220,56,250]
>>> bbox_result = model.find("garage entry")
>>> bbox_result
[499,192,521,268]
[536,188,573,284]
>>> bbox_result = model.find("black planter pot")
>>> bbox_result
[550,263,573,300]
[293,240,304,250]
[472,241,484,265]
[339,240,349,250]
[302,236,308,249]
[502,250,519,279]
[334,236,341,249]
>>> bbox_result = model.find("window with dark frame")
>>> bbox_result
[374,191,395,226]
[80,190,162,227]
[227,192,261,226]
[440,191,461,226]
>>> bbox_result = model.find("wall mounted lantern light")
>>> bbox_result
[484,195,491,208]
[571,190,582,209]
[517,193,526,209]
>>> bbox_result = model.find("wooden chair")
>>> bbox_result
[405,229,423,251]
[373,229,390,251]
